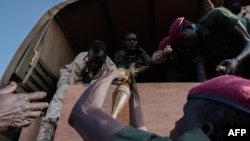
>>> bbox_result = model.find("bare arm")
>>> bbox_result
[195,61,207,82]
[200,0,215,16]
[68,66,126,141]
[231,22,250,63]
[216,22,250,74]
[128,73,147,131]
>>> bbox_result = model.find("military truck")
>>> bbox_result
[0,0,249,140]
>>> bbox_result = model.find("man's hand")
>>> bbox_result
[69,66,126,141]
[216,58,239,74]
[0,82,49,132]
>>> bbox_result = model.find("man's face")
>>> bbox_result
[87,49,106,72]
[124,33,138,50]
[224,0,241,14]
[180,25,199,47]
[170,99,207,141]
[238,5,250,19]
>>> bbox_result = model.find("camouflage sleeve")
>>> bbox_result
[69,58,87,84]
[106,55,116,67]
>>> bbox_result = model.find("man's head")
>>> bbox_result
[180,20,199,49]
[170,75,250,141]
[158,17,199,53]
[87,40,107,73]
[124,32,138,51]
[223,0,241,14]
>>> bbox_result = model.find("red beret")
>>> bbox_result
[188,75,250,114]
[158,17,185,50]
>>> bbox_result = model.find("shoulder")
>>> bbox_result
[198,7,240,30]
[137,48,148,54]
[114,49,126,57]
[207,7,234,16]
[75,52,88,60]
[199,7,239,22]
[69,52,88,67]
[112,126,170,141]
[137,47,146,51]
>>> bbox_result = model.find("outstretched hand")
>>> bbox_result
[0,82,49,132]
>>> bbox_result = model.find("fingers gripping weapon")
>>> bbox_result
[152,45,173,64]
[111,68,131,118]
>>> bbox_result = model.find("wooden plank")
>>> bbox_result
[53,83,199,141]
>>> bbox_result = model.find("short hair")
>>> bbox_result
[202,100,250,139]
[88,40,107,54]
[188,75,250,139]
[203,100,250,127]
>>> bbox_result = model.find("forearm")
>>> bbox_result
[73,76,113,112]
[233,23,250,64]
[200,0,215,16]
[195,62,207,82]
[68,69,124,141]
[129,93,147,131]
[234,42,250,64]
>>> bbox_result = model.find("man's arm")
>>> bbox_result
[129,73,147,131]
[216,22,250,74]
[200,0,215,16]
[195,61,207,82]
[230,22,250,62]
[69,57,88,84]
[192,53,207,82]
[68,66,126,141]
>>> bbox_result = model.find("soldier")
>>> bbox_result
[111,32,151,118]
[152,7,250,82]
[37,40,115,141]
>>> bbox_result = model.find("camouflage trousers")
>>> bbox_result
[37,84,68,141]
